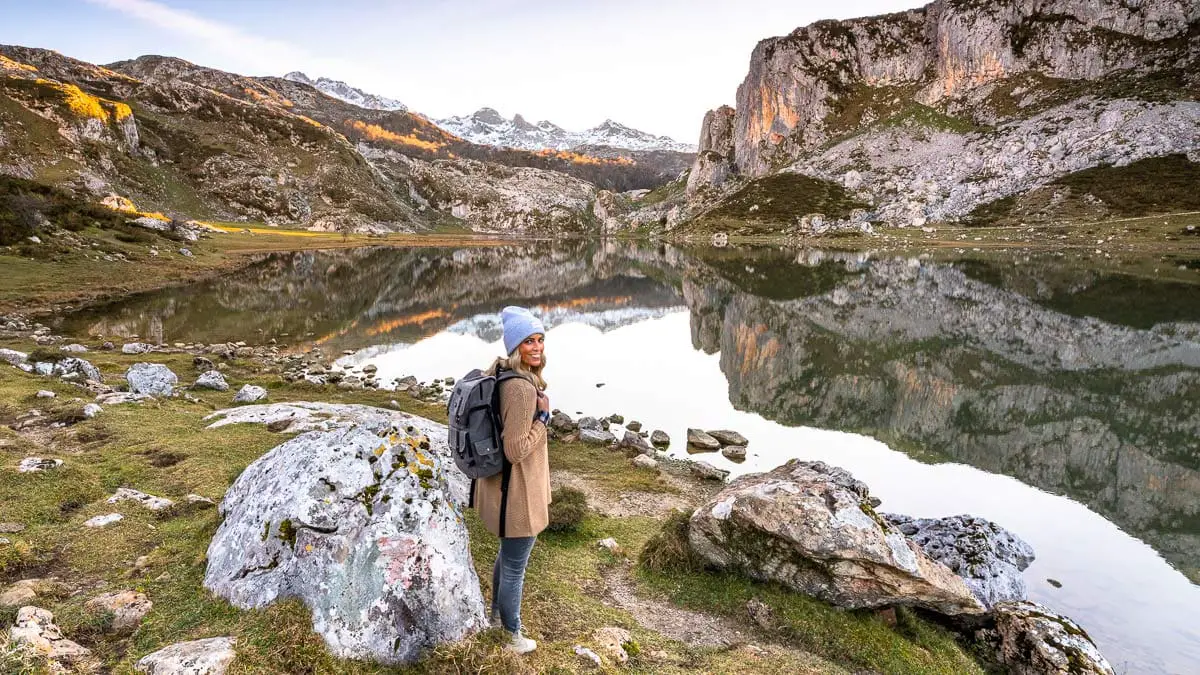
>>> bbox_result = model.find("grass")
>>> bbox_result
[685,173,868,237]
[0,334,989,673]
[964,155,1200,226]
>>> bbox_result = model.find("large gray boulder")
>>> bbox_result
[126,363,177,396]
[202,403,485,664]
[884,514,1035,609]
[982,601,1114,675]
[688,460,984,616]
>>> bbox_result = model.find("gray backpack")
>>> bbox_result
[447,368,521,533]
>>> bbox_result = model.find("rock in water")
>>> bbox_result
[126,363,178,396]
[708,429,748,446]
[984,601,1114,675]
[686,428,721,451]
[135,636,236,675]
[202,403,485,664]
[688,460,984,616]
[884,513,1035,609]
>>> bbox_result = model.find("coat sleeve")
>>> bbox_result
[499,379,547,465]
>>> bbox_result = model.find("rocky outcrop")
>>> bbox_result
[686,106,737,196]
[983,601,1115,675]
[885,514,1035,609]
[677,0,1200,230]
[688,460,984,615]
[202,403,484,664]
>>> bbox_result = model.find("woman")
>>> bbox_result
[473,306,551,654]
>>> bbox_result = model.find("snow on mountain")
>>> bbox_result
[283,71,407,112]
[435,108,696,153]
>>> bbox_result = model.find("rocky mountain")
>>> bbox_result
[435,108,696,153]
[0,46,682,234]
[282,71,407,112]
[660,0,1200,235]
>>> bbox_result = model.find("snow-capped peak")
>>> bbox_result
[283,71,407,112]
[435,109,696,153]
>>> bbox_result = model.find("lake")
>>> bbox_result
[52,240,1200,674]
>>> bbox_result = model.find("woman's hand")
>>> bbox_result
[536,392,550,414]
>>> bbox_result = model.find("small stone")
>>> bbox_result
[690,461,729,481]
[193,356,215,371]
[746,597,774,629]
[722,446,747,462]
[185,494,216,506]
[650,430,670,447]
[18,457,63,473]
[233,385,267,403]
[592,626,632,665]
[574,644,603,667]
[579,428,616,445]
[632,454,658,469]
[193,370,229,391]
[36,390,56,398]
[619,431,653,454]
[86,590,153,630]
[96,392,153,405]
[577,416,602,431]
[9,606,92,663]
[607,414,625,424]
[625,421,642,432]
[82,403,103,418]
[179,248,193,257]
[686,428,721,452]
[0,522,24,533]
[0,348,28,365]
[135,636,236,675]
[1,579,45,606]
[122,342,152,354]
[84,513,124,528]
[708,429,748,447]
[108,488,174,511]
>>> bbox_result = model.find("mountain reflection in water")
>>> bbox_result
[52,241,1200,672]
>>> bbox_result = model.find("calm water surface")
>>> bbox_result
[55,242,1200,674]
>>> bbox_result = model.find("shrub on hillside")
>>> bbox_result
[547,486,588,532]
[638,509,707,573]
[0,175,128,245]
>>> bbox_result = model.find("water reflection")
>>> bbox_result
[51,241,1200,672]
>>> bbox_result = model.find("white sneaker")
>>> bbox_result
[506,631,537,654]
[489,609,500,627]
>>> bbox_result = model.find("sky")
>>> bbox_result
[0,0,925,143]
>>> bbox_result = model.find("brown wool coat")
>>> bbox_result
[472,375,551,538]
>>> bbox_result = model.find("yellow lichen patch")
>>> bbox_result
[52,81,109,120]
[347,120,446,152]
[0,54,38,73]
[110,101,133,121]
[374,444,387,457]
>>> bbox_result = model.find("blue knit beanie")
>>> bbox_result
[501,306,545,355]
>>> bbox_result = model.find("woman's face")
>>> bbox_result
[517,333,545,369]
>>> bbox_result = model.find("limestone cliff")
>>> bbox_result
[678,0,1200,232]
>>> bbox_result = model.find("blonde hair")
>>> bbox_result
[486,349,547,391]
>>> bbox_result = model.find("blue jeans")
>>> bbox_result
[491,536,536,633]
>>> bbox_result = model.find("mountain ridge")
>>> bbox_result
[436,107,696,153]
[656,0,1200,236]
[282,71,407,112]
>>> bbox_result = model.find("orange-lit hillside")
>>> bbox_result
[346,120,447,153]
[533,148,635,167]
